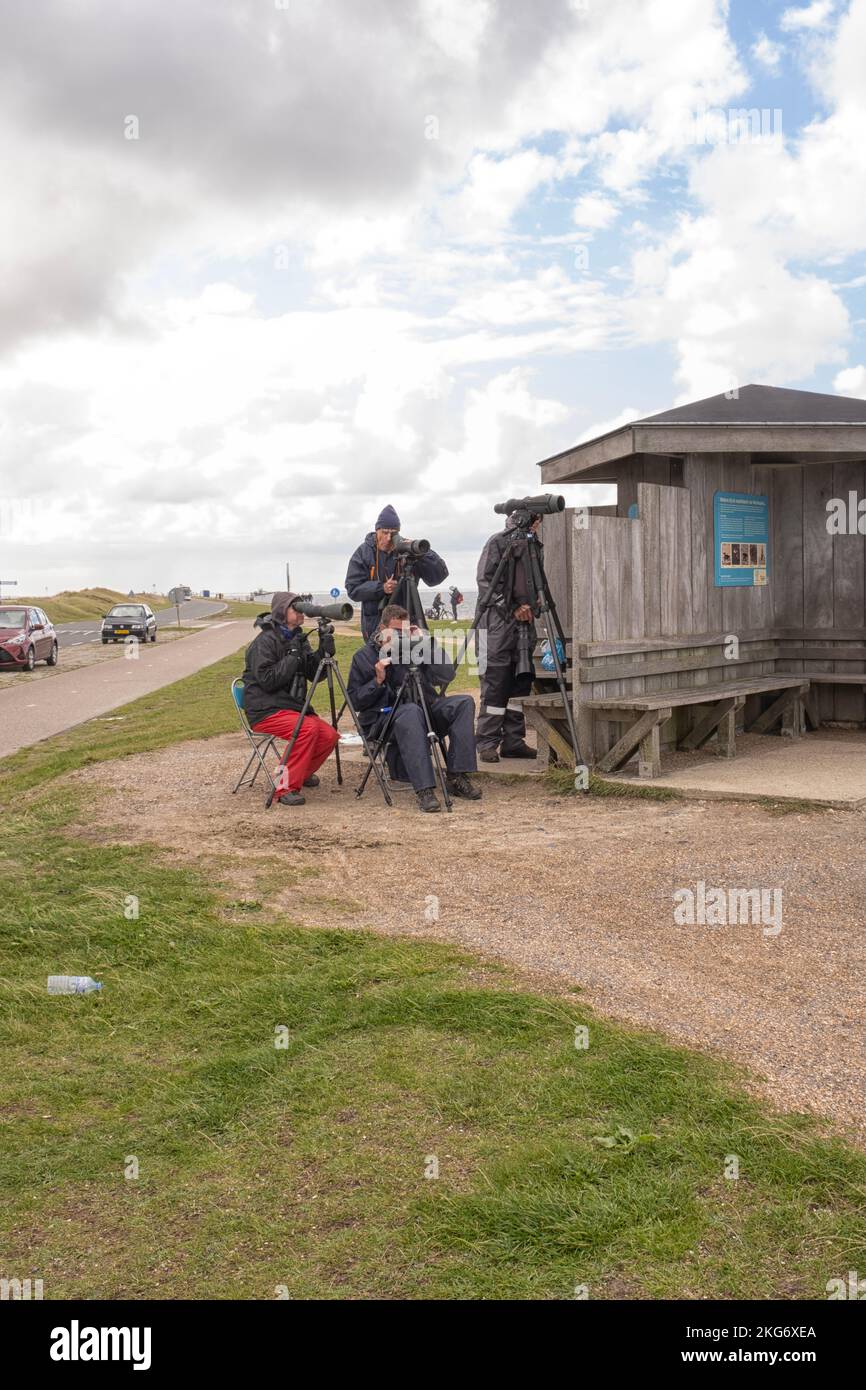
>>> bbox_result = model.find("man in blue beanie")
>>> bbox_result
[345,504,449,639]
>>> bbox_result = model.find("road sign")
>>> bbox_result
[330,587,340,598]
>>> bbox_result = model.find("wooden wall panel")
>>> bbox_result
[540,507,572,634]
[832,462,866,721]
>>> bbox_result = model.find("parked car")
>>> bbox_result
[101,603,158,644]
[0,605,58,670]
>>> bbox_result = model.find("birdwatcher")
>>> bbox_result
[345,504,448,639]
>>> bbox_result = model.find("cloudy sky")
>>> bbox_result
[2,0,866,596]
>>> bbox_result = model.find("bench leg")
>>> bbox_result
[638,722,661,779]
[679,696,739,752]
[781,697,803,740]
[596,707,672,775]
[747,684,809,736]
[524,708,551,767]
[717,705,737,758]
[804,688,821,731]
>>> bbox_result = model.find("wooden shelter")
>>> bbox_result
[530,383,866,777]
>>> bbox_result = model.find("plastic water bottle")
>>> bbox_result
[540,637,566,672]
[47,976,103,995]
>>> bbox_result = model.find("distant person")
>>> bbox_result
[449,585,463,620]
[240,591,339,807]
[345,504,448,639]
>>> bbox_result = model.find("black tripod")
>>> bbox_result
[456,517,585,772]
[380,556,430,631]
[332,555,435,732]
[355,663,453,811]
[264,619,392,809]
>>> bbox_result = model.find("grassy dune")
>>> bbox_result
[11,587,171,625]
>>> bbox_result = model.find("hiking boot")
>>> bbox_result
[277,790,306,806]
[478,747,500,763]
[500,743,536,759]
[303,774,320,788]
[416,788,441,813]
[447,773,482,800]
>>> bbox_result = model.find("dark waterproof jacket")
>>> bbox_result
[241,613,323,727]
[348,635,455,734]
[476,527,541,664]
[345,533,448,638]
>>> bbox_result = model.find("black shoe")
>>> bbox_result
[277,790,306,806]
[500,743,536,759]
[303,774,320,788]
[447,773,482,800]
[416,788,441,813]
[478,747,500,763]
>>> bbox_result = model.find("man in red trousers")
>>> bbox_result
[241,591,339,807]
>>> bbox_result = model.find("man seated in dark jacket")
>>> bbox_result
[347,604,481,813]
[345,504,449,639]
[241,591,339,807]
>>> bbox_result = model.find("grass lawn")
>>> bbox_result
[2,639,865,1299]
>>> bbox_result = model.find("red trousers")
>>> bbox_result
[252,710,340,795]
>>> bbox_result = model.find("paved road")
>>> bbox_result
[56,600,227,650]
[0,617,252,760]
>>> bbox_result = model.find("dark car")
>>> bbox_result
[0,605,58,671]
[101,603,158,645]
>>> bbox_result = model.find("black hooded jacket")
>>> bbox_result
[241,613,323,726]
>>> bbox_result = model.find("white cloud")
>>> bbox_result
[572,193,619,229]
[780,1,836,31]
[833,364,866,395]
[751,32,784,72]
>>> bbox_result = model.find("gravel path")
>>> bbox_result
[73,734,866,1141]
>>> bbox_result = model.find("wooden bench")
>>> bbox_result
[523,624,866,777]
[584,677,809,778]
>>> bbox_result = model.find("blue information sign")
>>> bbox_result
[330,587,340,598]
[713,491,769,588]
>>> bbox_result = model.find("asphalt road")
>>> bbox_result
[56,599,227,649]
[0,616,250,760]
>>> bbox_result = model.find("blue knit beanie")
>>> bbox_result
[375,504,401,530]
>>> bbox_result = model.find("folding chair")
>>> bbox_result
[230,677,284,796]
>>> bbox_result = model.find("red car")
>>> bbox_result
[0,605,58,671]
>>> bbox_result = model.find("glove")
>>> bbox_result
[317,632,336,658]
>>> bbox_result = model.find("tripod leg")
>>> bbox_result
[451,533,519,669]
[327,660,394,806]
[413,679,453,812]
[526,540,586,775]
[264,670,323,809]
[326,665,343,785]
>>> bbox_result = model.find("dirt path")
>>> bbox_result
[72,734,866,1142]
